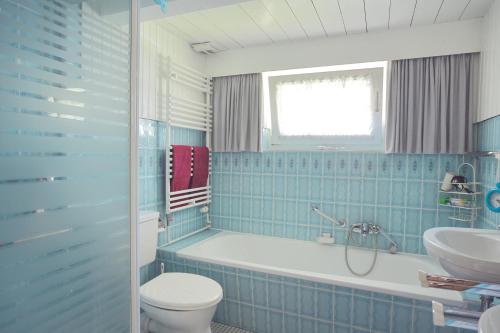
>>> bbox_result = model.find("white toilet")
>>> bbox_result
[139,211,223,333]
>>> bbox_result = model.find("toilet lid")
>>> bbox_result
[140,273,223,311]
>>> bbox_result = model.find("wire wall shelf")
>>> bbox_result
[438,163,481,226]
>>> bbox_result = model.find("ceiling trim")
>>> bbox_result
[205,19,482,77]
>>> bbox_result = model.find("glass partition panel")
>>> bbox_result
[0,0,132,332]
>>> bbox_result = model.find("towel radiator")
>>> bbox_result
[161,56,213,214]
[168,146,211,212]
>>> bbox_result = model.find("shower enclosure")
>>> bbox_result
[0,0,139,332]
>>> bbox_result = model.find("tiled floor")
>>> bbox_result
[211,322,254,333]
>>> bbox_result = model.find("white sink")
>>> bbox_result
[479,306,500,333]
[423,227,500,283]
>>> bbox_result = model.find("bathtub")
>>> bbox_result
[176,231,462,305]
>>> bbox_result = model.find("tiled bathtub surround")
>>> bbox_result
[138,118,206,246]
[211,152,472,254]
[159,249,461,333]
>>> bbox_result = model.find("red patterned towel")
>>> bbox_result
[191,146,209,188]
[170,145,192,192]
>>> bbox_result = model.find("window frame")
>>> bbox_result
[263,62,388,152]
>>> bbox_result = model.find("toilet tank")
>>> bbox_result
[139,211,159,267]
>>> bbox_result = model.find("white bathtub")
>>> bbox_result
[177,231,462,305]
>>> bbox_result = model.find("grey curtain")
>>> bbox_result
[386,53,479,154]
[212,73,261,152]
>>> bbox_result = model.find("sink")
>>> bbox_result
[423,227,500,283]
[479,306,500,333]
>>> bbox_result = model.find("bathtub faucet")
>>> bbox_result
[351,223,376,238]
[351,223,399,254]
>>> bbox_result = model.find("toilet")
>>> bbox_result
[139,211,223,333]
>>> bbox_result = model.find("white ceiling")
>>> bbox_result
[157,0,494,51]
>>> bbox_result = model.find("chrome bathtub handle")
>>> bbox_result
[311,205,346,227]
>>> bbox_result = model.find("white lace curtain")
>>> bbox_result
[275,73,379,137]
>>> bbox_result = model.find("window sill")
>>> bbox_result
[265,144,385,153]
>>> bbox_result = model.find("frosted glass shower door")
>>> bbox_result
[0,0,134,332]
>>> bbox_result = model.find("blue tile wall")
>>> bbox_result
[211,152,473,254]
[476,115,500,229]
[476,115,500,152]
[159,251,463,333]
[140,262,159,286]
[138,118,206,248]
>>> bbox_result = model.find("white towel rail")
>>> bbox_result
[170,95,211,109]
[169,122,211,132]
[167,148,212,211]
[163,56,212,214]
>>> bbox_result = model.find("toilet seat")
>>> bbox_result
[140,273,223,311]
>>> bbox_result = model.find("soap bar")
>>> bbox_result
[317,233,335,245]
[449,198,471,208]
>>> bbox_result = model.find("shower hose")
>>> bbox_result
[344,225,379,277]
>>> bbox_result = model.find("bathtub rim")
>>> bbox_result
[170,230,463,306]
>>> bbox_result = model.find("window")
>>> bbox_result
[263,62,387,151]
